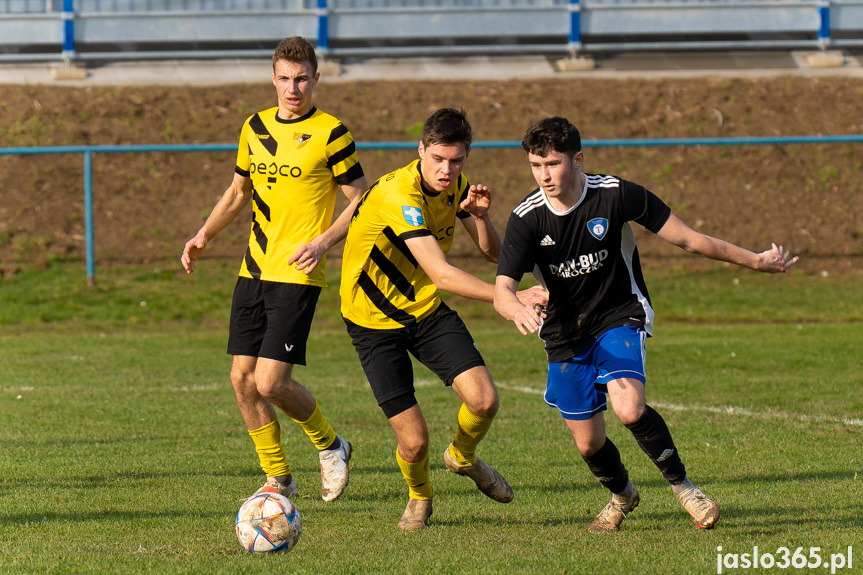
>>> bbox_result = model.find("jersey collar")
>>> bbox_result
[415,160,442,197]
[542,173,587,216]
[275,106,317,124]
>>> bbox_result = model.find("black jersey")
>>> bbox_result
[497,174,672,362]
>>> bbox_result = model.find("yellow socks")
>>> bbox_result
[248,419,291,477]
[292,401,338,451]
[450,403,494,466]
[249,403,336,478]
[396,448,433,500]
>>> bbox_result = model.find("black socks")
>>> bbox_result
[582,437,630,494]
[625,405,686,483]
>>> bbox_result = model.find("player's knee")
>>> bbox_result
[398,436,429,462]
[230,366,255,394]
[454,366,498,418]
[614,403,645,426]
[575,434,605,457]
[470,396,499,419]
[255,376,293,402]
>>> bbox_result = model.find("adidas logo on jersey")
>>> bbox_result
[540,235,556,246]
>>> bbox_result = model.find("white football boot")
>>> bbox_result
[397,498,434,531]
[672,477,719,529]
[319,436,352,502]
[251,476,299,499]
[588,480,640,533]
[442,443,514,503]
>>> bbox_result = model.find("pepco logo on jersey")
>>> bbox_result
[436,226,455,241]
[250,162,303,178]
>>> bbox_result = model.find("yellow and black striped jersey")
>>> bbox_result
[340,160,470,329]
[234,106,364,286]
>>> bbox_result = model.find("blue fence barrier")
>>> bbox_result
[2,134,862,285]
[3,0,863,62]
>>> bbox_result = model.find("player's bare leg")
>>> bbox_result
[255,358,352,501]
[251,357,316,421]
[231,356,298,496]
[389,405,434,530]
[445,367,513,503]
[232,356,351,501]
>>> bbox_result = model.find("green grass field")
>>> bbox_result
[1,261,861,574]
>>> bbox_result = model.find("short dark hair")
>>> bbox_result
[421,108,473,149]
[273,36,318,75]
[521,117,582,157]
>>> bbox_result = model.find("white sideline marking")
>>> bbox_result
[651,401,863,427]
[168,383,222,392]
[5,383,224,393]
[489,382,863,427]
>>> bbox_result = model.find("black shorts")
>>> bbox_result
[227,277,322,366]
[343,302,486,407]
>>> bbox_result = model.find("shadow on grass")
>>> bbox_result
[3,509,229,526]
[1,468,261,489]
[640,505,862,534]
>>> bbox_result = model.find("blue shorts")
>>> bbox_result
[545,326,647,421]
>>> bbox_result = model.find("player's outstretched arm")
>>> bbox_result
[181,173,252,274]
[657,213,799,273]
[459,184,502,263]
[288,176,368,275]
[406,234,495,301]
[404,233,549,309]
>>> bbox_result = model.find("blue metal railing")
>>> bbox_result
[4,0,862,63]
[2,134,862,285]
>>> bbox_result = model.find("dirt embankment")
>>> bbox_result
[1,76,861,277]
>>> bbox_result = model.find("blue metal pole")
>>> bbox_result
[568,0,582,56]
[0,136,860,284]
[818,0,831,50]
[62,0,76,61]
[83,150,94,287]
[316,0,330,53]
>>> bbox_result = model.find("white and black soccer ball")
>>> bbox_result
[235,492,302,553]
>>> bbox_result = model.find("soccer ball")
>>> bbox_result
[235,492,302,553]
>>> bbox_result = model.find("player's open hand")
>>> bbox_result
[460,184,491,218]
[512,304,545,336]
[758,243,799,273]
[288,239,325,275]
[516,285,549,308]
[511,285,549,335]
[181,234,207,274]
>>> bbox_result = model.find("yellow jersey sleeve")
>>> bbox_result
[380,189,433,240]
[236,122,251,175]
[325,123,364,186]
